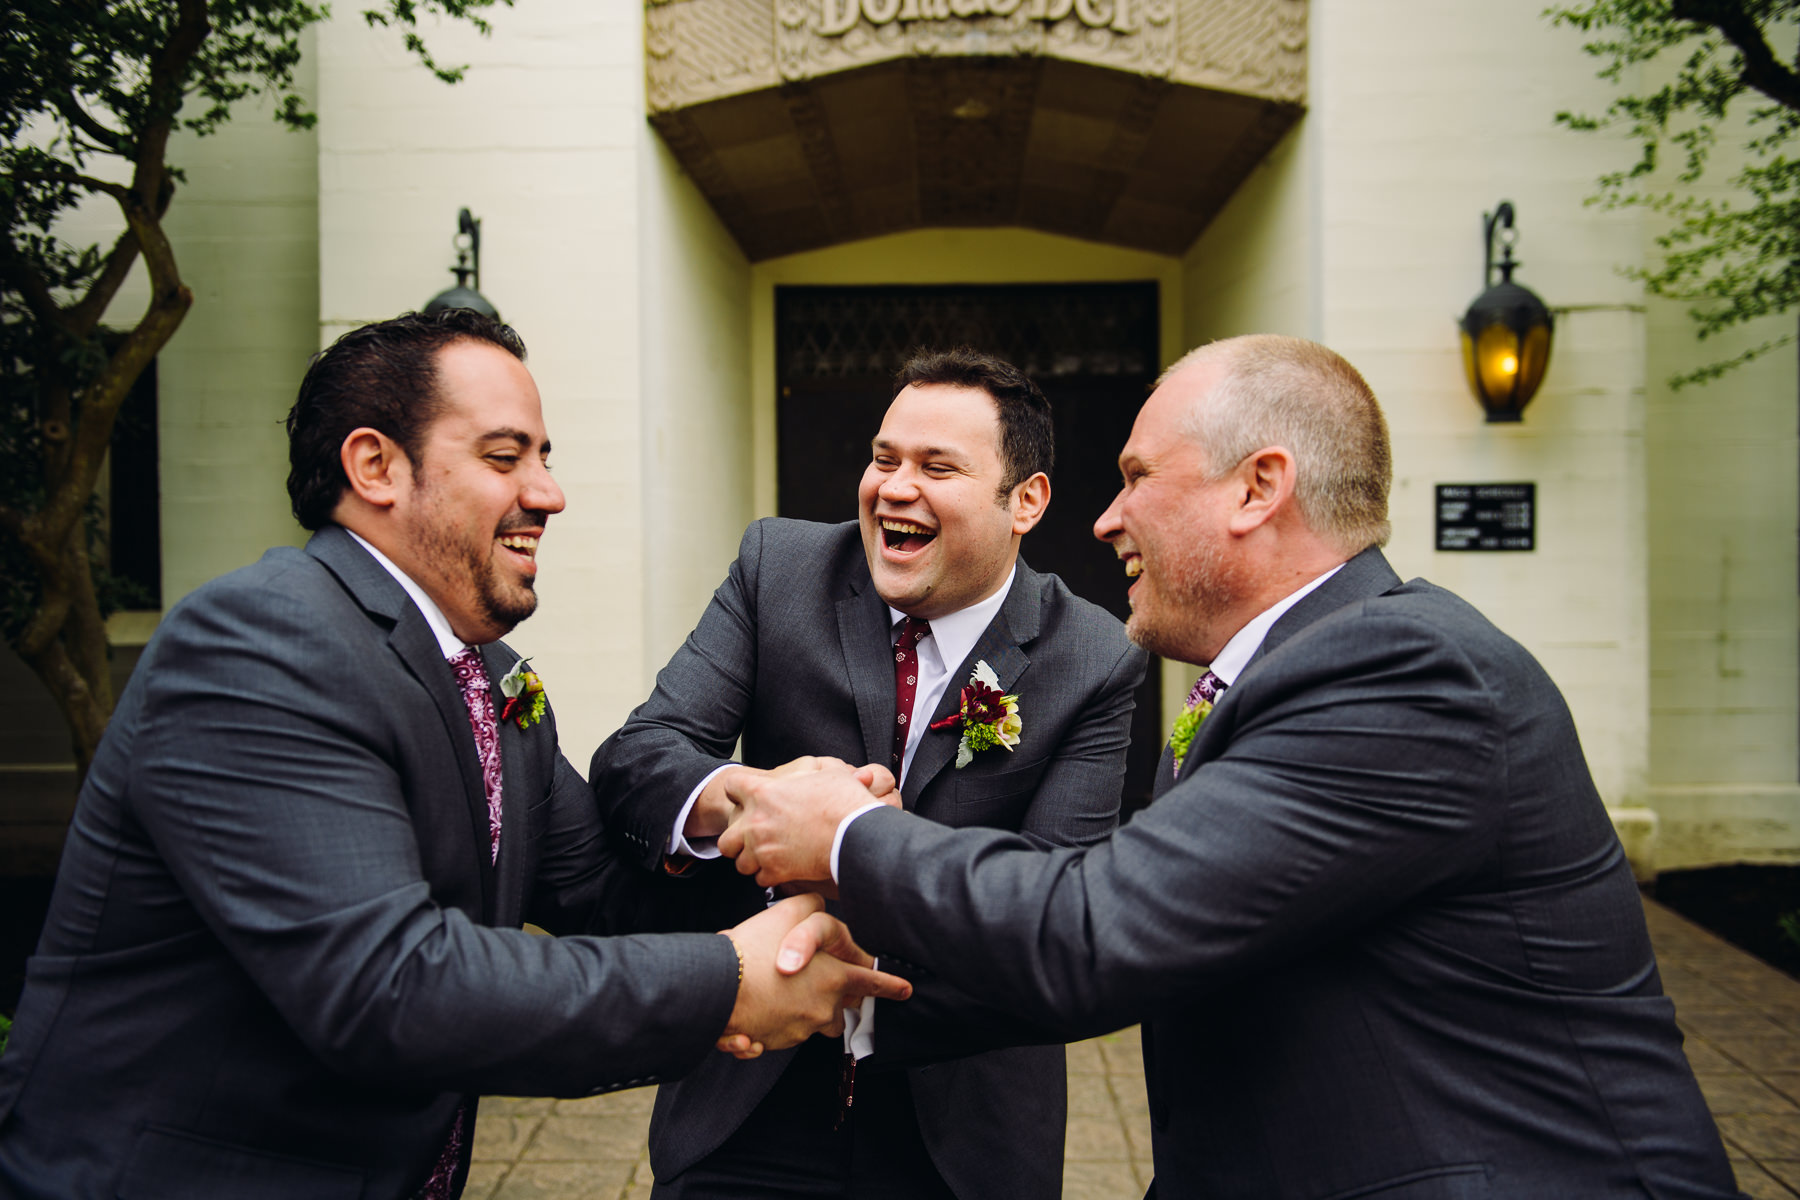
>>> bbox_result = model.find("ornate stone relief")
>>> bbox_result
[648,0,1304,112]
[647,0,781,113]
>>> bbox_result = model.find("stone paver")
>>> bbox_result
[473,897,1797,1198]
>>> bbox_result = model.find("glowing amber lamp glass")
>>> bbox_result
[1458,280,1553,423]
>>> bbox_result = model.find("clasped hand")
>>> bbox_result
[709,758,905,1059]
[716,757,899,889]
[718,893,910,1060]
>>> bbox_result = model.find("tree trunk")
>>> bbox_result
[15,522,117,780]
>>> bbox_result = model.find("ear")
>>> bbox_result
[338,427,412,511]
[1009,472,1051,535]
[1227,447,1296,536]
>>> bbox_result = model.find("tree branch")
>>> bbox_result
[9,167,131,202]
[0,250,71,333]
[1672,0,1800,111]
[65,223,144,335]
[135,0,212,210]
[55,91,126,155]
[30,181,191,561]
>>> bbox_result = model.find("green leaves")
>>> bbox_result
[0,0,511,768]
[1548,0,1800,385]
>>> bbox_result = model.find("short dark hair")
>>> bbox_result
[892,347,1053,497]
[285,309,528,530]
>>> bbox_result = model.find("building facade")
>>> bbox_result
[2,0,1794,873]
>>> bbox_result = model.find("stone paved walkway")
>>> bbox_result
[466,897,1800,1199]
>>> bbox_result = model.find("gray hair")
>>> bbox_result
[1165,335,1392,551]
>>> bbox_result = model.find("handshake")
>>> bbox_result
[702,757,908,1059]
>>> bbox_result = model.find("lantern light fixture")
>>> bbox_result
[424,208,498,320]
[1458,201,1554,423]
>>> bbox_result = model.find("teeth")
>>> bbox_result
[1123,559,1142,577]
[499,535,538,555]
[881,519,934,536]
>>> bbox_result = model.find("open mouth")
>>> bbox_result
[1122,557,1142,578]
[499,533,540,562]
[881,518,937,555]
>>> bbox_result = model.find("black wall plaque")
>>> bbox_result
[1436,483,1535,551]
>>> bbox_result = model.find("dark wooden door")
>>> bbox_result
[776,283,1163,817]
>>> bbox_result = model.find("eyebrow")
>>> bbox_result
[479,428,551,455]
[871,436,966,461]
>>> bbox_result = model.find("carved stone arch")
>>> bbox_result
[647,0,1306,258]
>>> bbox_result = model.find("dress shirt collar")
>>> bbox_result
[886,565,1017,669]
[1206,563,1344,686]
[345,528,471,660]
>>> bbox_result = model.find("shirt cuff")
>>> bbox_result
[843,986,878,1061]
[668,763,742,859]
[829,802,888,884]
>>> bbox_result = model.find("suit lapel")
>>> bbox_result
[837,575,898,773]
[1251,546,1403,668]
[1164,548,1404,789]
[903,566,1042,805]
[307,526,497,917]
[1150,743,1177,800]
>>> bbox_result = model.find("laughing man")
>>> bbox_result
[590,347,1148,1200]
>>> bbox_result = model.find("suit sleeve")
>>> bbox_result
[129,575,739,1097]
[839,610,1504,1040]
[589,522,765,873]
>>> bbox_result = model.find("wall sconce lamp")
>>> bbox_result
[1459,201,1553,423]
[425,208,499,319]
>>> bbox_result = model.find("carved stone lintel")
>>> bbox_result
[651,0,1304,112]
[644,0,1308,259]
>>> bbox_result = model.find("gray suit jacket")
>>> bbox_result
[832,547,1741,1199]
[590,518,1146,1200]
[0,526,739,1200]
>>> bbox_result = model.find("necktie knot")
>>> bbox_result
[449,646,487,699]
[1186,670,1225,709]
[896,616,930,653]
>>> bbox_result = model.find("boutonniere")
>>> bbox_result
[929,659,1021,769]
[499,657,547,730]
[1168,696,1213,780]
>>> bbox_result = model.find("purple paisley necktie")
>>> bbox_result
[419,647,505,1200]
[449,646,503,865]
[1171,670,1226,782]
[1186,669,1225,711]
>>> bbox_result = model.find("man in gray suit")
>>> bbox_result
[0,310,906,1200]
[590,348,1146,1199]
[721,335,1743,1198]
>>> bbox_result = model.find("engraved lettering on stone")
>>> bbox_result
[819,0,861,35]
[809,0,1134,34]
[1074,0,1111,27]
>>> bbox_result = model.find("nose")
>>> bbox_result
[524,460,566,516]
[1094,486,1125,543]
[877,464,921,503]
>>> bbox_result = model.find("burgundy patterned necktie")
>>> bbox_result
[419,648,508,1200]
[449,647,503,865]
[891,617,931,778]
